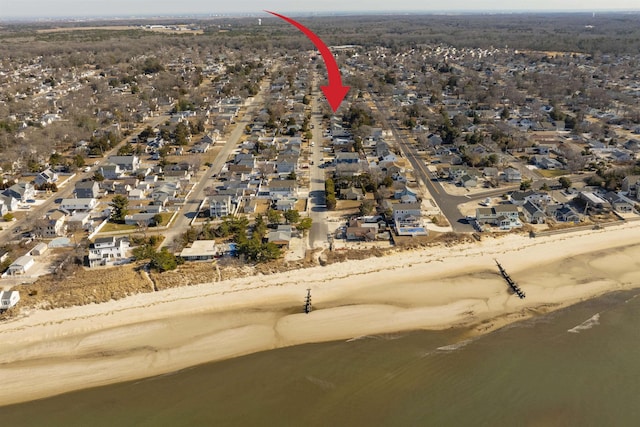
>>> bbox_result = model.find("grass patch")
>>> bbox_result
[537,169,569,178]
[99,222,138,233]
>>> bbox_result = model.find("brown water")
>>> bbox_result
[2,290,640,427]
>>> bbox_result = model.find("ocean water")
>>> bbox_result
[2,290,640,427]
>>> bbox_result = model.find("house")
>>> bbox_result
[275,154,298,174]
[6,255,35,276]
[209,195,234,218]
[546,204,581,222]
[275,199,296,212]
[191,142,210,153]
[2,182,35,202]
[346,227,376,241]
[88,236,130,267]
[522,201,546,224]
[128,188,146,200]
[476,205,521,229]
[0,290,20,310]
[579,192,610,210]
[483,167,499,178]
[34,211,67,238]
[335,152,360,164]
[0,195,19,212]
[99,164,123,180]
[34,168,59,187]
[67,212,92,232]
[107,155,141,172]
[31,242,48,256]
[621,175,640,200]
[460,174,478,188]
[339,186,364,200]
[74,181,100,199]
[503,167,522,183]
[534,155,563,170]
[267,225,292,249]
[510,191,552,206]
[124,213,157,226]
[392,202,428,236]
[335,162,365,177]
[268,180,297,200]
[603,192,634,213]
[60,198,97,212]
[180,240,219,261]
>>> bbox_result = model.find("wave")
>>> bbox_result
[567,313,600,334]
[437,339,473,352]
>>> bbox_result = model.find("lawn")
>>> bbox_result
[99,222,138,233]
[537,169,569,178]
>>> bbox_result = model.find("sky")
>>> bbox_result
[1,0,639,19]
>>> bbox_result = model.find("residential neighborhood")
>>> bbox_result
[1,15,640,289]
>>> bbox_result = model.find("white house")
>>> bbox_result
[392,202,427,236]
[60,198,97,212]
[0,290,20,310]
[108,155,141,172]
[6,255,35,276]
[88,237,130,268]
[209,195,234,218]
[180,240,219,261]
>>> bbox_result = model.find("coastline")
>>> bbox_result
[1,222,640,406]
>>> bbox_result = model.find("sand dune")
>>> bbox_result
[1,222,640,406]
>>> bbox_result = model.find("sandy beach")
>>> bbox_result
[1,222,640,406]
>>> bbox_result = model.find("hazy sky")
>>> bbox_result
[1,0,639,19]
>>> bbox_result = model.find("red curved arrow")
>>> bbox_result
[266,11,349,113]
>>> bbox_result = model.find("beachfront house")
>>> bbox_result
[476,205,521,230]
[88,237,130,268]
[180,240,219,261]
[392,202,427,236]
[0,290,20,310]
[6,256,35,276]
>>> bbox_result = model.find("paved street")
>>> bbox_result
[159,76,275,249]
[307,79,329,249]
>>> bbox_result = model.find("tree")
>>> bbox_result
[93,171,105,182]
[283,209,300,224]
[296,217,313,234]
[519,179,532,191]
[109,195,129,223]
[253,214,267,240]
[500,106,510,120]
[359,200,375,216]
[174,122,190,145]
[559,176,572,189]
[150,248,180,272]
[266,209,281,225]
[73,154,85,168]
[152,213,164,227]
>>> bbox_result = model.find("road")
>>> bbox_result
[371,96,476,232]
[307,82,330,249]
[159,75,275,249]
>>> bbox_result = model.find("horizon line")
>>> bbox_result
[2,9,640,23]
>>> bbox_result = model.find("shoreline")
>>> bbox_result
[1,222,640,406]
